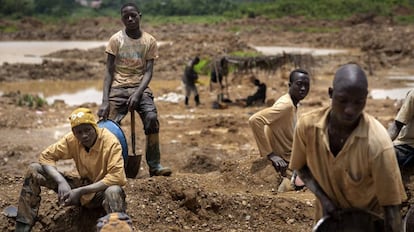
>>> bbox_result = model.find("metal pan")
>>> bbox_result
[313,208,384,232]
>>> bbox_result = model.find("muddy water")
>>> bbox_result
[1,42,413,104]
[0,40,169,65]
[370,73,414,100]
[0,79,182,106]
[0,41,108,64]
[252,45,354,56]
[0,79,103,105]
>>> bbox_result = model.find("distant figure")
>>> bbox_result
[243,77,266,107]
[210,57,228,89]
[182,56,201,107]
[97,3,171,177]
[388,89,414,168]
[249,69,310,192]
[290,63,406,231]
[15,108,127,232]
[210,57,229,105]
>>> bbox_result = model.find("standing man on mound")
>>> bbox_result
[98,3,171,177]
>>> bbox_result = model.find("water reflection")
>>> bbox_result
[47,88,102,105]
[370,87,411,100]
[0,79,103,106]
[252,46,351,56]
[0,40,168,65]
[370,75,414,100]
[0,41,107,64]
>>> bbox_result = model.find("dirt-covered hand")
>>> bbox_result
[57,182,71,205]
[62,188,82,207]
[97,102,110,120]
[127,91,143,112]
[322,199,338,217]
[267,153,288,174]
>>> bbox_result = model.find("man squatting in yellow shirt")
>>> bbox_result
[289,63,406,232]
[249,69,310,191]
[15,108,127,232]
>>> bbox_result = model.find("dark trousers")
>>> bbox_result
[16,163,126,227]
[108,86,163,171]
[395,144,414,167]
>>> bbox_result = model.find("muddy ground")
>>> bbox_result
[0,15,414,231]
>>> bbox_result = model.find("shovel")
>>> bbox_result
[125,111,142,178]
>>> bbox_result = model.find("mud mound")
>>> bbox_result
[0,60,103,82]
[182,154,220,174]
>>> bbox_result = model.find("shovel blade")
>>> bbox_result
[125,154,142,178]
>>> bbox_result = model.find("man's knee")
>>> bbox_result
[395,144,414,167]
[144,111,159,134]
[103,186,126,213]
[104,186,124,197]
[25,163,43,178]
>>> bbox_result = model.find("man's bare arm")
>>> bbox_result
[383,205,403,232]
[297,165,337,216]
[98,54,116,119]
[388,120,405,141]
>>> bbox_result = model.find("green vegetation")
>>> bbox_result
[230,51,263,57]
[1,0,414,23]
[194,58,211,75]
[146,15,227,25]
[17,93,48,109]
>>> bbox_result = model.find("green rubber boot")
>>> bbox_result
[146,133,172,177]
[15,221,32,232]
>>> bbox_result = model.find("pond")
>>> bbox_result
[0,41,412,105]
[0,40,108,64]
[0,79,103,106]
[252,45,352,56]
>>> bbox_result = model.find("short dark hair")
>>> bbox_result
[289,68,309,83]
[121,2,140,13]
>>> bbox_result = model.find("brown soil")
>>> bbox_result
[0,15,413,231]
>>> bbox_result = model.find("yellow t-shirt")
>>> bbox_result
[249,93,296,161]
[39,128,127,205]
[290,106,406,219]
[394,89,414,147]
[106,30,158,88]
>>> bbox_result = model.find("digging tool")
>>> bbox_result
[125,111,142,178]
[313,208,384,232]
[404,205,414,232]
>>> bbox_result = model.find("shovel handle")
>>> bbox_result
[130,111,136,156]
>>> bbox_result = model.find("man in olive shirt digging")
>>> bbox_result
[290,63,406,232]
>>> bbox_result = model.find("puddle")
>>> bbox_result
[370,87,411,100]
[0,40,169,65]
[46,88,102,105]
[0,41,108,64]
[370,74,414,100]
[0,79,184,107]
[252,45,351,56]
[0,79,103,106]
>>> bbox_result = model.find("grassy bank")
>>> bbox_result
[1,0,414,27]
